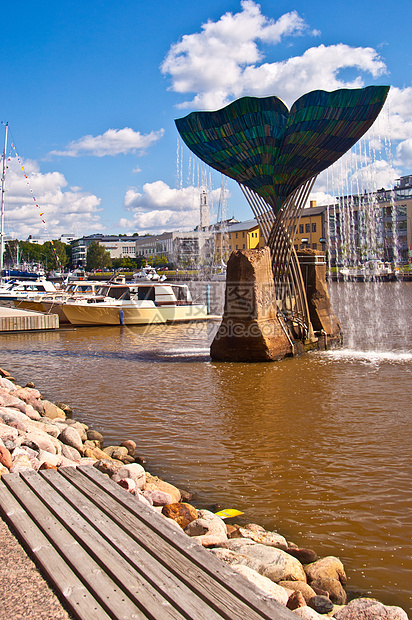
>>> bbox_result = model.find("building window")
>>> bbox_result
[236,244,238,249]
[243,244,245,249]
[300,244,306,249]
[312,243,317,249]
[312,223,317,232]
[236,232,238,238]
[299,224,304,234]
[229,245,232,251]
[305,223,310,233]
[242,231,245,237]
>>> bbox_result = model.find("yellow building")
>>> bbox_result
[213,218,264,262]
[294,201,327,252]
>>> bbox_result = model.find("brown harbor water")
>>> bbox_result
[1,281,411,613]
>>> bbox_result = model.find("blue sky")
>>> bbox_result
[1,0,411,240]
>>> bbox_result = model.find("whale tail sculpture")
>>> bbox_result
[176,86,390,346]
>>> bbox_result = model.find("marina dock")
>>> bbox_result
[0,306,59,332]
[0,466,295,620]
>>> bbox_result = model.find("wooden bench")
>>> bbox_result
[0,466,296,619]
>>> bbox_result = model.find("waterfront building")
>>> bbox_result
[71,234,139,266]
[299,174,412,265]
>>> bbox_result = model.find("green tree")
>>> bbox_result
[86,241,112,271]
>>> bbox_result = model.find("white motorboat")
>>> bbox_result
[14,280,106,323]
[60,281,209,326]
[132,266,163,281]
[0,278,58,307]
[339,260,397,281]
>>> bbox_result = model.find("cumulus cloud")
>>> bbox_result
[3,157,102,238]
[161,1,386,110]
[121,181,228,233]
[49,127,164,157]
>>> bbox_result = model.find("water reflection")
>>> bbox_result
[0,282,411,612]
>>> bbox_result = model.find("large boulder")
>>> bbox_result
[309,578,346,605]
[333,598,409,620]
[59,426,84,453]
[231,564,289,606]
[111,463,146,489]
[237,527,287,549]
[42,400,66,420]
[278,581,318,604]
[162,503,198,529]
[184,509,228,546]
[144,473,181,503]
[304,556,347,585]
[220,540,306,582]
[210,248,292,362]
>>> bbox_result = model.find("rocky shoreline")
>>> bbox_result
[0,367,408,620]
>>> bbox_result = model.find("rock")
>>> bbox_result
[0,368,12,378]
[42,400,66,420]
[278,581,318,604]
[10,453,34,473]
[65,421,87,442]
[28,418,60,438]
[37,449,62,468]
[333,598,409,620]
[110,447,129,461]
[61,444,82,462]
[231,564,289,606]
[56,402,73,416]
[286,548,318,564]
[117,478,136,493]
[304,556,346,585]
[237,526,288,549]
[120,455,135,464]
[25,381,36,388]
[59,426,84,453]
[292,606,324,619]
[133,491,154,508]
[111,463,145,488]
[135,455,147,466]
[39,462,58,470]
[220,540,306,583]
[93,459,123,477]
[121,440,136,456]
[144,473,181,503]
[243,523,266,533]
[0,423,19,442]
[0,464,9,476]
[0,445,12,469]
[309,578,346,605]
[83,439,102,451]
[84,447,109,461]
[184,509,228,546]
[209,548,264,574]
[162,503,198,529]
[143,490,173,506]
[287,591,307,610]
[0,377,16,390]
[308,595,334,614]
[210,248,292,362]
[24,431,56,455]
[226,524,241,538]
[87,429,104,444]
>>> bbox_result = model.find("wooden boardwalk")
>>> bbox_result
[0,466,295,620]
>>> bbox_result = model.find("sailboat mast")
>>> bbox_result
[0,122,9,282]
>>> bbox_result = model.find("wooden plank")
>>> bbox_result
[0,480,111,620]
[24,469,223,620]
[63,466,296,620]
[2,472,165,620]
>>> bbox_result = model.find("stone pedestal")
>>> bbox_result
[297,249,342,343]
[210,247,292,362]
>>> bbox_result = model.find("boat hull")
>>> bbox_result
[61,302,209,326]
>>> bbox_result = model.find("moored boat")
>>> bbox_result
[60,281,210,326]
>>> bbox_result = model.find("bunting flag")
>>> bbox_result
[10,142,61,267]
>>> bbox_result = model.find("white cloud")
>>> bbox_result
[3,157,102,238]
[49,127,164,157]
[122,181,228,233]
[161,1,386,110]
[396,139,412,167]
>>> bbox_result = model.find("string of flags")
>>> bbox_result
[8,141,61,268]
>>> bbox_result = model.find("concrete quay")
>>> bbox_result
[0,307,59,333]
